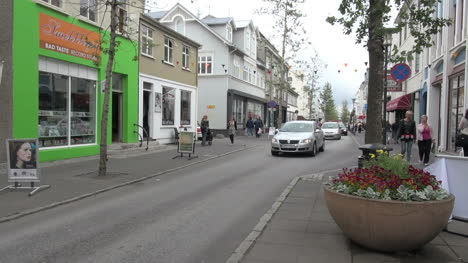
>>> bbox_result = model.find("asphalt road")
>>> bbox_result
[0,136,360,263]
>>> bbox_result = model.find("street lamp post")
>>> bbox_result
[382,32,392,145]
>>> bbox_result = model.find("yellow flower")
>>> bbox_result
[369,153,376,159]
[376,149,384,154]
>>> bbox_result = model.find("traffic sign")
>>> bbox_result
[268,101,277,108]
[390,63,412,83]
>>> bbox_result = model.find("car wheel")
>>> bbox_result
[309,143,317,157]
[271,151,279,156]
[319,140,325,152]
[337,135,342,140]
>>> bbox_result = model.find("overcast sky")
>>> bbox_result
[149,0,372,110]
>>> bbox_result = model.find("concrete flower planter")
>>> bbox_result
[323,186,454,252]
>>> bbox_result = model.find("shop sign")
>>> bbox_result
[39,13,101,62]
[387,75,403,92]
[207,105,216,109]
[6,139,40,182]
[178,132,195,153]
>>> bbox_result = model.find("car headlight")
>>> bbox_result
[301,139,312,144]
[272,138,278,143]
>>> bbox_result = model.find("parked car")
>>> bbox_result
[338,122,348,136]
[271,121,325,156]
[322,122,342,140]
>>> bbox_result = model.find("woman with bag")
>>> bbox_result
[458,109,468,157]
[417,115,434,165]
[227,116,237,145]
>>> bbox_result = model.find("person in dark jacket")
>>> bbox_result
[391,121,400,144]
[398,111,417,162]
[246,117,254,136]
[201,115,209,146]
[254,116,264,138]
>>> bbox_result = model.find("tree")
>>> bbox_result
[320,83,338,121]
[327,0,450,144]
[341,100,350,124]
[257,0,309,127]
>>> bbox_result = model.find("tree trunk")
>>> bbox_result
[365,0,385,144]
[98,0,118,176]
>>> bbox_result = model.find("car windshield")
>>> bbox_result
[279,122,314,132]
[322,123,338,129]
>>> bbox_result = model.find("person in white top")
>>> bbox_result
[417,115,434,165]
[458,109,468,157]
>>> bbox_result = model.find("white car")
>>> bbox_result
[322,122,342,140]
[271,121,325,156]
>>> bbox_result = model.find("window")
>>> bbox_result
[415,53,420,73]
[117,1,127,33]
[180,90,191,125]
[162,87,175,125]
[233,60,240,78]
[164,38,174,64]
[141,25,153,56]
[174,16,185,35]
[243,65,248,81]
[182,46,190,69]
[80,0,97,22]
[226,24,233,42]
[41,0,61,7]
[251,34,256,57]
[38,72,96,148]
[245,29,251,53]
[198,55,213,74]
[447,74,465,152]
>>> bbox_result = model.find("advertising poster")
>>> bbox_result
[179,132,195,153]
[6,139,40,182]
[154,92,162,113]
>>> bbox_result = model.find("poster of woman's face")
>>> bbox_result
[154,93,162,113]
[8,140,37,170]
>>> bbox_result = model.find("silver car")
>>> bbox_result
[322,122,342,140]
[271,121,325,156]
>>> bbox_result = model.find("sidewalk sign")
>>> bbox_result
[173,131,198,160]
[268,127,276,136]
[0,139,50,196]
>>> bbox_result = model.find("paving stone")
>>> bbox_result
[283,196,313,205]
[268,218,310,233]
[258,229,349,251]
[306,220,343,235]
[353,252,401,263]
[428,236,446,246]
[440,232,468,247]
[397,245,460,263]
[297,247,352,263]
[243,242,300,263]
[449,245,468,261]
[280,201,313,211]
[309,211,334,223]
[274,209,312,221]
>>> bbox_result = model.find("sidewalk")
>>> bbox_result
[0,136,264,220]
[237,171,468,263]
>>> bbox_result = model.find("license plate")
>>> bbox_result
[282,145,296,149]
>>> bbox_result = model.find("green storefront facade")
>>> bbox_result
[13,1,139,162]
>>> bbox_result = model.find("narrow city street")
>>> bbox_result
[0,136,360,263]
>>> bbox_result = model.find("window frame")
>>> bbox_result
[164,37,174,64]
[116,0,127,34]
[174,16,186,35]
[180,90,192,125]
[162,86,176,126]
[141,24,154,57]
[79,0,97,22]
[198,54,213,74]
[182,46,190,69]
[226,24,233,42]
[41,0,62,8]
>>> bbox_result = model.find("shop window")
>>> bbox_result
[447,74,465,152]
[162,87,175,125]
[41,0,62,7]
[38,72,96,147]
[164,38,174,64]
[141,24,153,57]
[180,90,191,125]
[80,0,97,22]
[198,55,213,74]
[182,46,190,69]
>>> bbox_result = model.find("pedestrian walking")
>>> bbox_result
[458,109,468,157]
[246,117,254,136]
[227,116,237,145]
[417,115,434,165]
[398,111,417,162]
[254,116,264,138]
[358,122,362,133]
[201,115,209,146]
[391,121,399,144]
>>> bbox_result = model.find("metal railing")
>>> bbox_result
[133,124,149,151]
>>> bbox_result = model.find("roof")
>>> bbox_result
[147,11,167,20]
[235,20,252,28]
[202,15,233,26]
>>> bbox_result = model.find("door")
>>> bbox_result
[112,92,123,142]
[143,90,151,139]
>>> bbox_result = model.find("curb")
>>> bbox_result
[225,175,303,263]
[0,145,257,223]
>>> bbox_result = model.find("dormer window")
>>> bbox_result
[226,24,233,42]
[174,16,185,35]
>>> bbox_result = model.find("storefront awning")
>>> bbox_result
[358,115,366,119]
[386,94,412,112]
